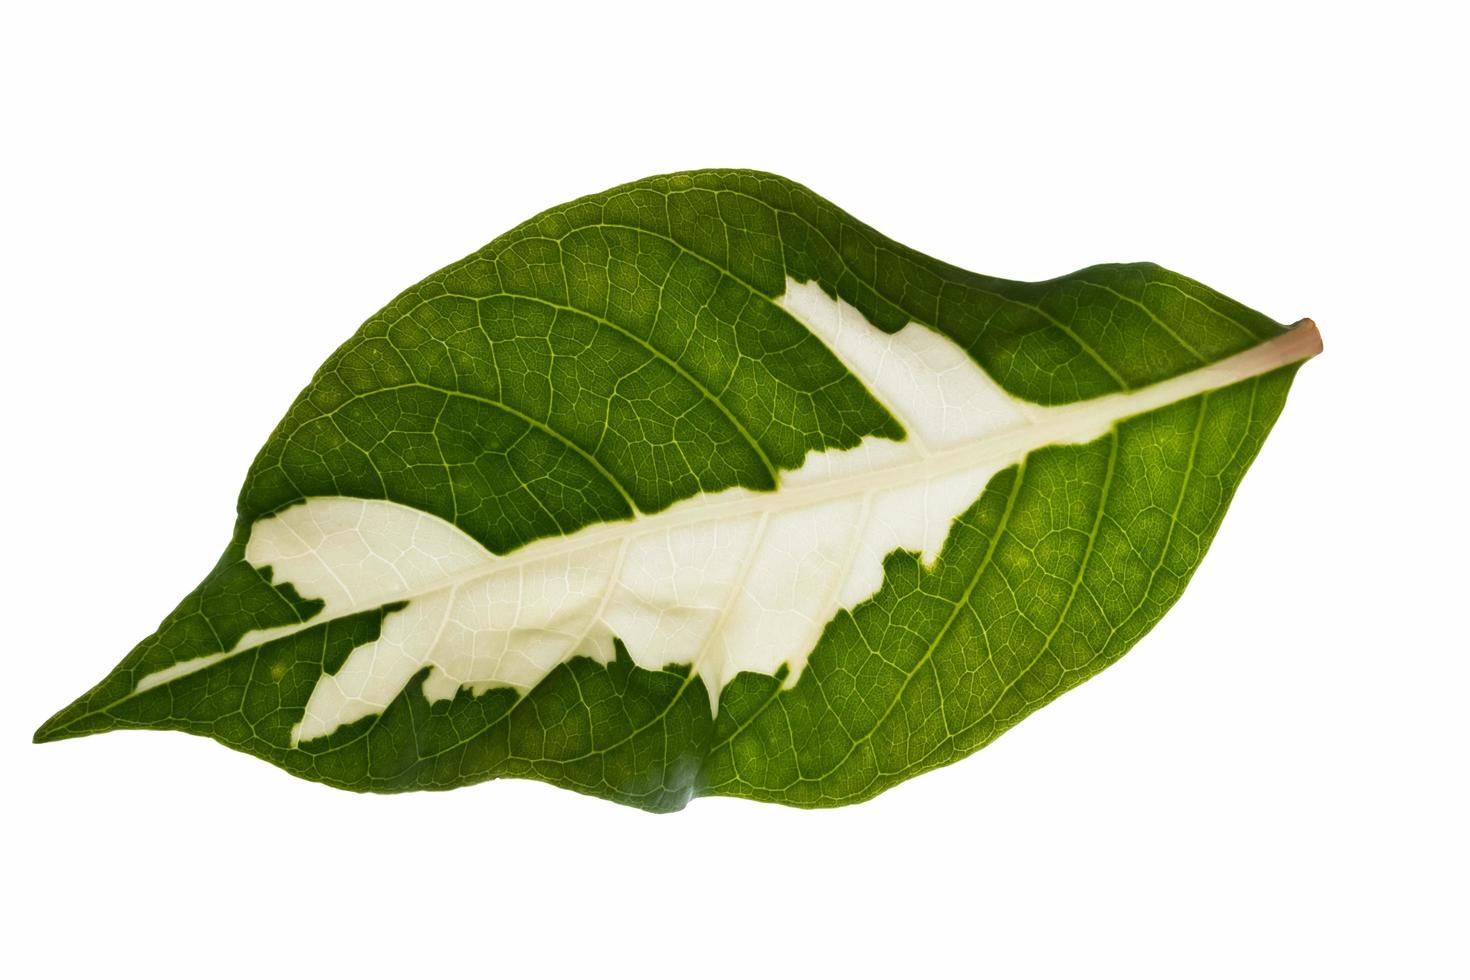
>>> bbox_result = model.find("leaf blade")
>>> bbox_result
[36,170,1318,811]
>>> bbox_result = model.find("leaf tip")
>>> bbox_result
[32,694,93,744]
[33,714,67,744]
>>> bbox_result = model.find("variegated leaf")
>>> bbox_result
[35,170,1319,811]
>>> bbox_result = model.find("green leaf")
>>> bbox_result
[35,169,1318,811]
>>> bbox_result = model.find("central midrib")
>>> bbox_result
[236,319,1318,642]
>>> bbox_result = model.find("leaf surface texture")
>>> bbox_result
[36,170,1318,811]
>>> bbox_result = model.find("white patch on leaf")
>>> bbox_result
[135,279,1321,744]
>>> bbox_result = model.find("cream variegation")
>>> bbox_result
[137,279,1318,745]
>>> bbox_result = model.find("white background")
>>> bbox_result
[2,2,1465,977]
